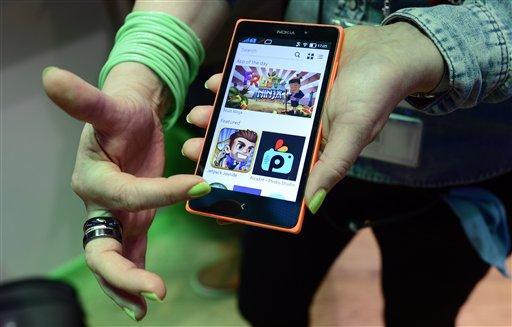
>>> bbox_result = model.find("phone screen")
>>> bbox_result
[189,21,340,229]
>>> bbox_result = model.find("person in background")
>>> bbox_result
[43,0,511,325]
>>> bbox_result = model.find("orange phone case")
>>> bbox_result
[186,19,344,233]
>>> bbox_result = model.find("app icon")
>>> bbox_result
[211,128,258,172]
[253,132,305,180]
[261,139,294,174]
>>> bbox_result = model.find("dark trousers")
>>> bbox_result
[238,173,512,327]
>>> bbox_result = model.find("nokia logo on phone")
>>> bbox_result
[276,30,295,35]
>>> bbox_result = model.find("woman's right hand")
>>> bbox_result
[43,62,210,321]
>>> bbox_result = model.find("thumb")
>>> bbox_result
[305,115,376,214]
[42,66,121,132]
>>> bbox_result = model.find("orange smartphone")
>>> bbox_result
[186,19,343,233]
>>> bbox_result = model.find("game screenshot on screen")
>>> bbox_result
[225,66,322,118]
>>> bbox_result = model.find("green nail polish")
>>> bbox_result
[181,147,185,156]
[204,81,209,89]
[141,292,163,303]
[42,66,56,77]
[309,189,327,214]
[188,182,211,198]
[122,307,137,321]
[185,113,192,124]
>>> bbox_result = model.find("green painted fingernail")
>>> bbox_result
[308,189,327,214]
[122,307,137,321]
[185,113,192,124]
[42,66,56,77]
[188,182,211,198]
[141,292,163,303]
[204,81,209,89]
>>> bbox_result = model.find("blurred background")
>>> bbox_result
[1,1,510,326]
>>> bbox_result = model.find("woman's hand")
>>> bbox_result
[304,22,444,212]
[43,62,210,321]
[183,22,444,213]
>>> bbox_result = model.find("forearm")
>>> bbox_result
[383,0,512,113]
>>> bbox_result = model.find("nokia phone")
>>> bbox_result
[186,19,343,233]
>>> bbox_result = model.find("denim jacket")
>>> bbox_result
[287,0,512,187]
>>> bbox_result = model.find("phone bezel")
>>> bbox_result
[187,20,341,232]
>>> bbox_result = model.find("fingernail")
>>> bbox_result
[185,113,192,124]
[204,81,209,89]
[181,147,186,156]
[141,292,163,303]
[308,189,327,214]
[188,182,211,198]
[122,307,137,321]
[42,66,56,77]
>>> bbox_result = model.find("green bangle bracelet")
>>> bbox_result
[125,12,204,76]
[116,32,191,79]
[128,11,205,59]
[98,11,205,129]
[106,46,185,106]
[117,22,197,61]
[112,41,187,91]
[100,53,182,109]
[114,26,193,80]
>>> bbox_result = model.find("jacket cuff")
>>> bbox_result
[382,3,511,114]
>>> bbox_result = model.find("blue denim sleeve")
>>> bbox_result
[382,1,512,114]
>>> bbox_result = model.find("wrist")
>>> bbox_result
[102,62,170,119]
[382,22,445,95]
[99,11,205,128]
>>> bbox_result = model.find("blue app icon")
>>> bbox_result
[261,148,294,174]
[253,132,305,180]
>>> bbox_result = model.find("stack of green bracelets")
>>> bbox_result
[98,11,205,129]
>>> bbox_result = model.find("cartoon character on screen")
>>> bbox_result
[249,72,260,87]
[226,86,249,109]
[269,71,283,89]
[286,75,305,115]
[264,71,280,88]
[214,130,257,171]
[242,71,252,86]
